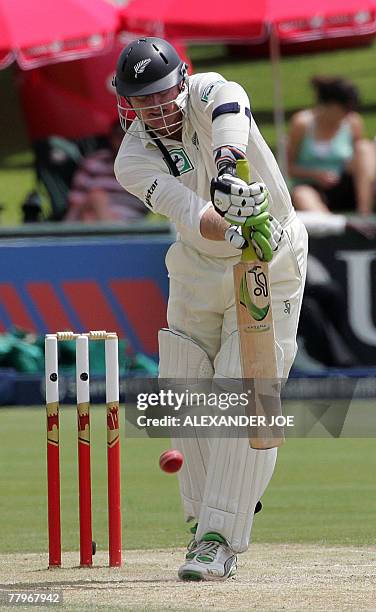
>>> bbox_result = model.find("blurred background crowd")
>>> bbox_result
[1,0,376,388]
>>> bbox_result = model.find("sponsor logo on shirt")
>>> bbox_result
[145,179,158,208]
[167,149,194,175]
[200,80,225,103]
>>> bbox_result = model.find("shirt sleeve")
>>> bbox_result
[187,72,228,130]
[211,81,251,150]
[189,73,251,161]
[114,151,211,234]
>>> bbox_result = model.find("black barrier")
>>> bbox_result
[308,228,376,365]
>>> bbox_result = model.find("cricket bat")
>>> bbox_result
[234,159,284,449]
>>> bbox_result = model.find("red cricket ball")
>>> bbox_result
[159,449,184,473]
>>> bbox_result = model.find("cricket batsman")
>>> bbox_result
[113,37,308,581]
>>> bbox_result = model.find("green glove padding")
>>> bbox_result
[250,229,274,262]
[242,199,270,228]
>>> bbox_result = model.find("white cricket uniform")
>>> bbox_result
[115,72,308,553]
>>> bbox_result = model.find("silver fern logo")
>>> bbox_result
[134,58,151,78]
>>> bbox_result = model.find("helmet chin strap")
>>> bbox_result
[145,126,181,177]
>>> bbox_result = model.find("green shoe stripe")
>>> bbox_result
[196,555,213,563]
[200,532,226,544]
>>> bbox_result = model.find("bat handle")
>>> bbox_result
[236,159,251,183]
[235,160,257,262]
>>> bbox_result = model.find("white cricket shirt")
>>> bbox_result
[115,72,293,258]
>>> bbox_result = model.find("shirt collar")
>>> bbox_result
[141,121,192,150]
[141,130,183,150]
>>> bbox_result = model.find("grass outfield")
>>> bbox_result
[0,405,375,556]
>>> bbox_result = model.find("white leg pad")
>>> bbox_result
[196,332,278,553]
[196,437,277,552]
[214,329,285,381]
[158,328,214,380]
[170,436,212,522]
[158,328,214,521]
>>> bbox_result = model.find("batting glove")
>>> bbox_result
[225,216,284,260]
[211,174,269,226]
[250,216,284,261]
[224,225,246,249]
[213,145,247,176]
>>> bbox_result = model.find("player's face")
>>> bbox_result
[128,85,182,137]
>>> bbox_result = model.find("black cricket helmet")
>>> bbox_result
[114,37,187,97]
[113,37,188,138]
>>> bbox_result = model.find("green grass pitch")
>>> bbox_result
[0,405,375,556]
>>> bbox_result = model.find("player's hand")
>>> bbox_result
[250,215,284,261]
[225,216,283,258]
[211,174,269,226]
[224,225,246,249]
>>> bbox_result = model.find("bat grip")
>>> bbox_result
[235,160,258,262]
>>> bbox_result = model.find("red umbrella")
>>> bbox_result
[0,0,119,70]
[18,37,191,140]
[120,0,376,43]
[121,0,263,42]
[17,43,121,141]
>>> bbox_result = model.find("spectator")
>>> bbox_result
[287,76,376,215]
[65,121,146,223]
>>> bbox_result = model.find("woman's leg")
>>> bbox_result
[292,185,331,213]
[346,139,376,215]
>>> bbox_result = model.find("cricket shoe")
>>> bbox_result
[178,532,237,581]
